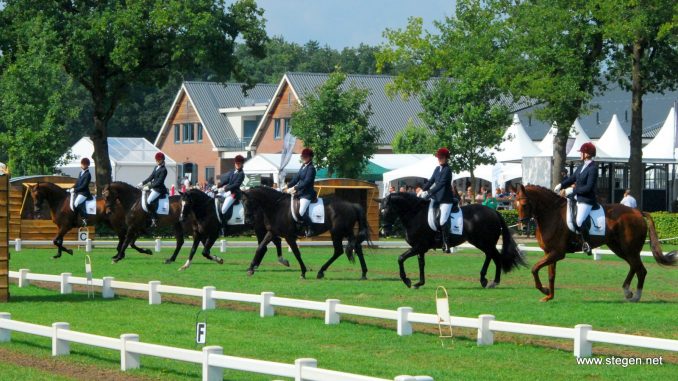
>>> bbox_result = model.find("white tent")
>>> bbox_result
[594,114,630,162]
[642,107,677,163]
[537,122,558,156]
[369,154,430,170]
[57,137,178,189]
[495,114,541,163]
[537,119,592,159]
[566,119,593,160]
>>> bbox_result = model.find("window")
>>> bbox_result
[284,118,291,136]
[274,119,281,140]
[174,124,180,143]
[205,167,215,185]
[183,123,194,143]
[197,124,203,143]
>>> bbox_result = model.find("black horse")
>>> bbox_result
[179,189,289,270]
[379,192,525,288]
[242,186,372,279]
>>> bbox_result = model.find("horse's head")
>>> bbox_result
[376,193,398,237]
[241,191,256,225]
[102,184,118,215]
[29,183,45,213]
[179,191,193,222]
[514,184,534,231]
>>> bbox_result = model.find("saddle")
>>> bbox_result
[291,196,318,220]
[427,200,463,236]
[214,195,240,223]
[566,198,605,236]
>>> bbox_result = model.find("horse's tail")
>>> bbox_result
[497,210,527,272]
[642,212,677,266]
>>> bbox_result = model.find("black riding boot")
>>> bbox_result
[303,213,315,238]
[76,203,87,227]
[578,223,592,255]
[149,201,159,228]
[441,221,451,253]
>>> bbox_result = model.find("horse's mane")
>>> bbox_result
[388,191,428,207]
[184,189,213,218]
[524,185,567,207]
[110,181,140,193]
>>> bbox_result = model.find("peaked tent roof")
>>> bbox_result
[595,114,630,162]
[642,107,677,163]
[566,119,593,160]
[60,137,177,166]
[495,114,541,163]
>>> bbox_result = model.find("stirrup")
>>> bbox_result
[151,218,158,228]
[582,241,592,256]
[81,218,88,227]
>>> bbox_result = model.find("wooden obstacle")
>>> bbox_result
[0,174,9,302]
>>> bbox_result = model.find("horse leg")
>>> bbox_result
[545,263,557,302]
[627,257,647,303]
[355,242,368,280]
[247,231,275,276]
[413,253,426,289]
[114,232,125,259]
[113,231,136,263]
[201,235,224,265]
[531,253,561,301]
[488,247,503,289]
[273,236,289,267]
[179,234,202,271]
[131,240,153,255]
[286,239,308,279]
[165,223,185,264]
[317,236,344,280]
[52,236,64,259]
[479,254,492,288]
[397,248,419,288]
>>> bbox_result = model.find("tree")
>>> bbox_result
[391,119,436,154]
[0,0,267,192]
[291,71,380,178]
[594,0,678,199]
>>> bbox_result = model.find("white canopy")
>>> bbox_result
[594,114,630,162]
[537,122,558,157]
[566,119,593,160]
[57,137,178,189]
[369,154,430,170]
[495,114,541,163]
[642,107,678,163]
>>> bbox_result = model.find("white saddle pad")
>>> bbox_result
[227,203,245,225]
[141,192,170,215]
[427,201,463,235]
[291,196,325,224]
[69,193,97,215]
[566,199,605,236]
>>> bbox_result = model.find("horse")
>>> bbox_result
[379,192,525,289]
[102,182,188,263]
[241,186,372,279]
[514,184,676,302]
[177,189,290,271]
[29,182,153,258]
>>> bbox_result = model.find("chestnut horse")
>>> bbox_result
[29,182,152,258]
[515,184,676,302]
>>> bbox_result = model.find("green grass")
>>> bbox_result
[0,361,75,381]
[2,245,678,380]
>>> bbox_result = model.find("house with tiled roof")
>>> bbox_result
[154,81,276,185]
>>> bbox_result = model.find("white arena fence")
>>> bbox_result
[8,270,678,359]
[9,239,654,261]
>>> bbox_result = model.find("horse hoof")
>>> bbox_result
[217,257,224,265]
[480,278,488,288]
[66,249,74,255]
[316,272,324,279]
[360,276,368,281]
[300,273,306,279]
[487,281,498,289]
[111,255,119,260]
[539,296,553,302]
[247,269,254,276]
[144,250,153,255]
[163,259,174,264]
[178,266,187,272]
[279,258,290,267]
[53,254,61,259]
[403,278,412,288]
[540,287,550,296]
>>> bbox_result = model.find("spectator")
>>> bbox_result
[399,186,407,193]
[475,186,487,203]
[620,189,637,208]
[388,185,396,193]
[414,183,423,196]
[181,176,189,192]
[464,186,474,205]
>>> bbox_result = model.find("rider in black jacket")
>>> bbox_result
[71,157,92,226]
[284,148,317,237]
[217,155,246,228]
[420,147,457,252]
[139,152,168,227]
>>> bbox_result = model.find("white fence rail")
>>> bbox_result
[9,238,654,260]
[0,313,431,381]
[9,270,678,359]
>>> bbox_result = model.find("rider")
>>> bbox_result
[554,142,598,255]
[71,157,92,226]
[284,148,317,237]
[139,152,168,227]
[418,147,457,253]
[217,154,246,229]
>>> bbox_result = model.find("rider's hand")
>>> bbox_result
[137,182,143,188]
[565,187,574,196]
[68,188,74,193]
[418,190,429,199]
[143,186,149,192]
[553,184,562,192]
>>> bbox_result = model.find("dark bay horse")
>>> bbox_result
[379,192,525,289]
[29,182,153,258]
[178,189,290,271]
[515,184,676,302]
[242,186,372,279]
[103,182,188,263]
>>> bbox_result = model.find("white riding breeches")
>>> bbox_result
[439,203,452,226]
[299,198,311,216]
[74,195,87,207]
[148,190,161,204]
[576,202,592,228]
[221,192,235,214]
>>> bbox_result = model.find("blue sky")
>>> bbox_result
[254,0,455,49]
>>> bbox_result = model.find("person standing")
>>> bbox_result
[620,189,638,209]
[71,158,92,226]
[216,155,246,229]
[284,148,317,237]
[554,142,598,255]
[418,147,457,253]
[139,152,168,227]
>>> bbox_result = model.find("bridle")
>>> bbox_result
[515,196,534,225]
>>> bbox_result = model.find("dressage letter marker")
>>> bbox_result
[196,322,206,344]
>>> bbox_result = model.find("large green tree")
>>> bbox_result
[0,0,267,191]
[391,119,436,154]
[594,0,678,199]
[291,71,380,178]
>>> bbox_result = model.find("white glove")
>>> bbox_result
[143,186,149,192]
[418,191,429,199]
[285,187,295,194]
[137,182,143,188]
[553,184,562,192]
[565,187,574,196]
[211,185,218,191]
[68,188,74,193]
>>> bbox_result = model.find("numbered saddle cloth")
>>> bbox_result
[566,199,605,236]
[427,200,463,235]
[141,192,170,215]
[69,193,97,215]
[291,196,325,224]
[213,195,245,225]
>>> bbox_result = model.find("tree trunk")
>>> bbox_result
[629,41,644,204]
[90,115,113,195]
[551,124,570,188]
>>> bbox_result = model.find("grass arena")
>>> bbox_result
[1,243,677,380]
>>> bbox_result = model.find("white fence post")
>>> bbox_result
[102,277,115,298]
[0,313,11,342]
[60,273,72,294]
[260,292,274,317]
[85,238,93,252]
[52,322,70,356]
[220,239,226,253]
[397,307,413,336]
[202,346,223,381]
[155,239,162,252]
[120,333,140,370]
[14,238,21,252]
[574,324,593,357]
[477,314,495,346]
[592,249,602,261]
[149,281,161,305]
[18,269,29,288]
[202,286,216,310]
[295,358,317,381]
[325,299,340,325]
